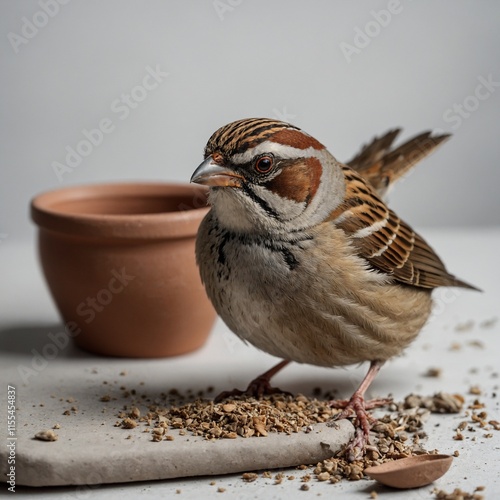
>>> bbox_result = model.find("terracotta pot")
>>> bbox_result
[31,182,216,358]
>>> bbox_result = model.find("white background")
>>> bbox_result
[1,0,500,244]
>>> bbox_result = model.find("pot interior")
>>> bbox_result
[50,193,202,216]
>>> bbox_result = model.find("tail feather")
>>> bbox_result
[347,129,451,198]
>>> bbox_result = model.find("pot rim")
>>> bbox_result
[31,182,210,240]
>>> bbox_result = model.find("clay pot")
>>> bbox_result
[31,182,216,358]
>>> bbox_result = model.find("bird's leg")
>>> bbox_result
[214,360,291,403]
[329,360,392,461]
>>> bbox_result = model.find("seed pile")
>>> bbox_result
[117,394,337,441]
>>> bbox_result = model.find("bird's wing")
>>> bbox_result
[329,165,477,290]
[347,129,450,198]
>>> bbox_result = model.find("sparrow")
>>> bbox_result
[190,118,477,459]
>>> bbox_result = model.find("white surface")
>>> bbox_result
[1,1,500,244]
[1,227,499,498]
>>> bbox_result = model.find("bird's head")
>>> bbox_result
[191,118,345,234]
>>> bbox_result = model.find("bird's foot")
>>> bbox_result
[328,393,392,461]
[214,360,291,403]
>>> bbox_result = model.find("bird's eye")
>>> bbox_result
[255,156,274,174]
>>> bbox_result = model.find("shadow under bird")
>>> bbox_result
[190,117,478,460]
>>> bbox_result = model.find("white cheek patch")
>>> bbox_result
[251,184,306,221]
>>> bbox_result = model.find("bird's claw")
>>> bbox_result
[344,428,367,462]
[328,394,392,461]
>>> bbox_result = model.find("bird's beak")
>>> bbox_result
[190,157,243,188]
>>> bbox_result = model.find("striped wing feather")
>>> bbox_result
[331,166,476,290]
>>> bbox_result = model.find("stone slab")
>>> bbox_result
[1,419,354,487]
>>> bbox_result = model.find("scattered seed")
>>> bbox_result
[432,487,484,499]
[129,407,141,419]
[34,430,58,441]
[317,472,330,481]
[274,472,284,484]
[488,420,500,430]
[404,392,464,413]
[479,317,497,329]
[423,368,442,378]
[467,340,484,349]
[242,472,258,482]
[121,418,137,429]
[455,320,474,332]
